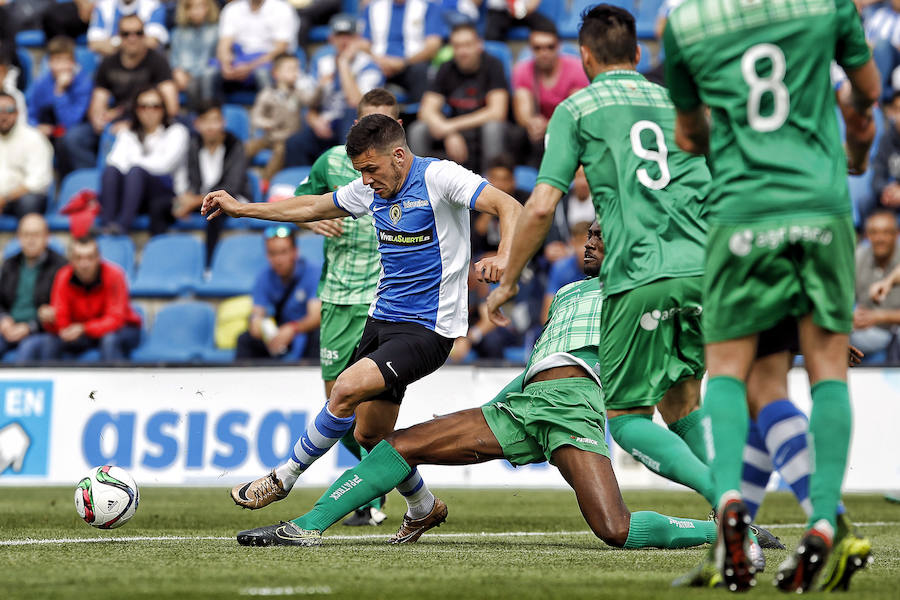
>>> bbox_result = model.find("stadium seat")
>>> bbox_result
[635,0,663,39]
[514,166,538,192]
[247,170,264,203]
[637,42,652,73]
[195,233,266,297]
[131,301,216,362]
[15,30,45,48]
[268,167,312,202]
[223,104,250,142]
[297,233,324,266]
[96,126,115,169]
[560,0,634,39]
[15,48,33,92]
[48,168,100,231]
[3,236,67,259]
[484,41,513,83]
[97,235,136,282]
[309,25,330,43]
[510,0,563,40]
[130,234,204,296]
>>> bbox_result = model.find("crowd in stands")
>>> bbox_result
[0,0,898,365]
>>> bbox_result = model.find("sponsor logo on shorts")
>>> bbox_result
[631,448,661,472]
[639,306,702,331]
[571,436,599,446]
[403,199,429,209]
[320,348,339,365]
[330,474,363,500]
[729,225,834,257]
[668,518,696,529]
[377,228,434,246]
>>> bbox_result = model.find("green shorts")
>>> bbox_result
[704,215,855,343]
[319,302,370,381]
[481,377,609,466]
[600,276,705,411]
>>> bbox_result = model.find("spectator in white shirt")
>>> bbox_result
[0,92,54,218]
[98,85,189,235]
[88,0,170,57]
[215,0,298,94]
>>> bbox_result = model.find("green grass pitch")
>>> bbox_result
[1,487,898,599]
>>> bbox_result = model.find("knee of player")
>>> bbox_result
[329,378,363,415]
[353,428,386,451]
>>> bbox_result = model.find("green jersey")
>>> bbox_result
[525,277,604,383]
[663,0,871,224]
[295,145,380,305]
[538,70,711,295]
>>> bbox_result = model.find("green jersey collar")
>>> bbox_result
[591,69,645,84]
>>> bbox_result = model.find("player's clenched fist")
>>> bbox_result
[201,190,242,221]
[474,253,508,284]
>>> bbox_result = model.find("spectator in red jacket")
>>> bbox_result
[33,235,142,361]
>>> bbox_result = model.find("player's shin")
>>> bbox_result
[623,511,717,549]
[808,380,852,532]
[703,376,749,508]
[608,413,717,506]
[668,409,708,464]
[291,440,412,532]
[275,403,356,490]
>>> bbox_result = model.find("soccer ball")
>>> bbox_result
[74,466,140,529]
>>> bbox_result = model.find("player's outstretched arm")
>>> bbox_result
[486,183,563,326]
[472,184,523,283]
[201,190,350,223]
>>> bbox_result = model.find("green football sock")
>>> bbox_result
[808,380,852,531]
[623,511,717,549]
[704,376,749,506]
[608,414,717,506]
[292,440,411,532]
[668,409,708,465]
[339,431,384,511]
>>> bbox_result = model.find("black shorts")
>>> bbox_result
[756,317,800,358]
[352,317,455,404]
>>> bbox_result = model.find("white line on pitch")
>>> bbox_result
[2,522,896,547]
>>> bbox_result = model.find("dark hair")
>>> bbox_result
[345,114,406,159]
[358,87,399,118]
[127,84,171,141]
[117,13,144,29]
[194,98,223,117]
[578,4,637,67]
[47,36,76,57]
[450,22,480,39]
[530,20,559,38]
[272,52,298,70]
[487,153,516,173]
[71,234,99,252]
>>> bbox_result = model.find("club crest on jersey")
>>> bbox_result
[389,204,402,224]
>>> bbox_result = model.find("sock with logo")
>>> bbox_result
[608,413,717,506]
[395,468,435,519]
[704,376,749,506]
[668,408,708,464]
[741,420,773,519]
[623,511,717,549]
[292,440,412,532]
[807,381,852,531]
[275,403,355,491]
[337,431,383,511]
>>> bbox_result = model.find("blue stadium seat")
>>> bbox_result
[15,30,45,48]
[560,0,635,39]
[637,42,652,73]
[96,126,115,169]
[195,233,266,297]
[268,167,312,201]
[16,48,33,92]
[131,301,216,362]
[297,234,324,266]
[309,26,330,43]
[3,237,67,259]
[510,0,563,40]
[223,104,250,142]
[131,234,204,296]
[225,171,268,230]
[514,165,538,192]
[636,0,663,39]
[97,235,136,282]
[247,170,264,203]
[48,168,100,231]
[484,41,513,83]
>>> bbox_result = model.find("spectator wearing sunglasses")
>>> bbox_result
[87,0,170,57]
[236,226,322,361]
[98,85,189,235]
[61,14,178,175]
[0,92,54,218]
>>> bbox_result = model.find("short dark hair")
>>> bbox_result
[194,98,223,118]
[578,4,637,67]
[47,36,76,58]
[450,22,480,40]
[487,153,516,173]
[530,20,559,38]
[118,13,144,29]
[272,52,298,70]
[71,234,99,253]
[345,114,406,159]
[358,88,399,118]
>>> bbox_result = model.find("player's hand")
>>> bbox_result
[869,278,892,304]
[201,190,242,221]
[848,344,864,367]
[474,253,507,283]
[305,218,345,237]
[486,283,518,327]
[266,324,296,356]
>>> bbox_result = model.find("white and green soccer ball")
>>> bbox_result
[74,466,140,529]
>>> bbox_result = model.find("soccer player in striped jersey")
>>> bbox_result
[202,113,521,543]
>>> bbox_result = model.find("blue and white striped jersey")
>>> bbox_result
[333,156,488,338]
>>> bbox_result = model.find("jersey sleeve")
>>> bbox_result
[536,105,580,193]
[295,153,329,195]
[426,160,489,210]
[333,178,372,217]
[835,0,871,70]
[662,24,702,111]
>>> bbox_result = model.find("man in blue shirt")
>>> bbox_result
[235,226,322,360]
[202,113,521,544]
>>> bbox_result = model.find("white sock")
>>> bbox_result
[396,468,435,519]
[274,403,355,491]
